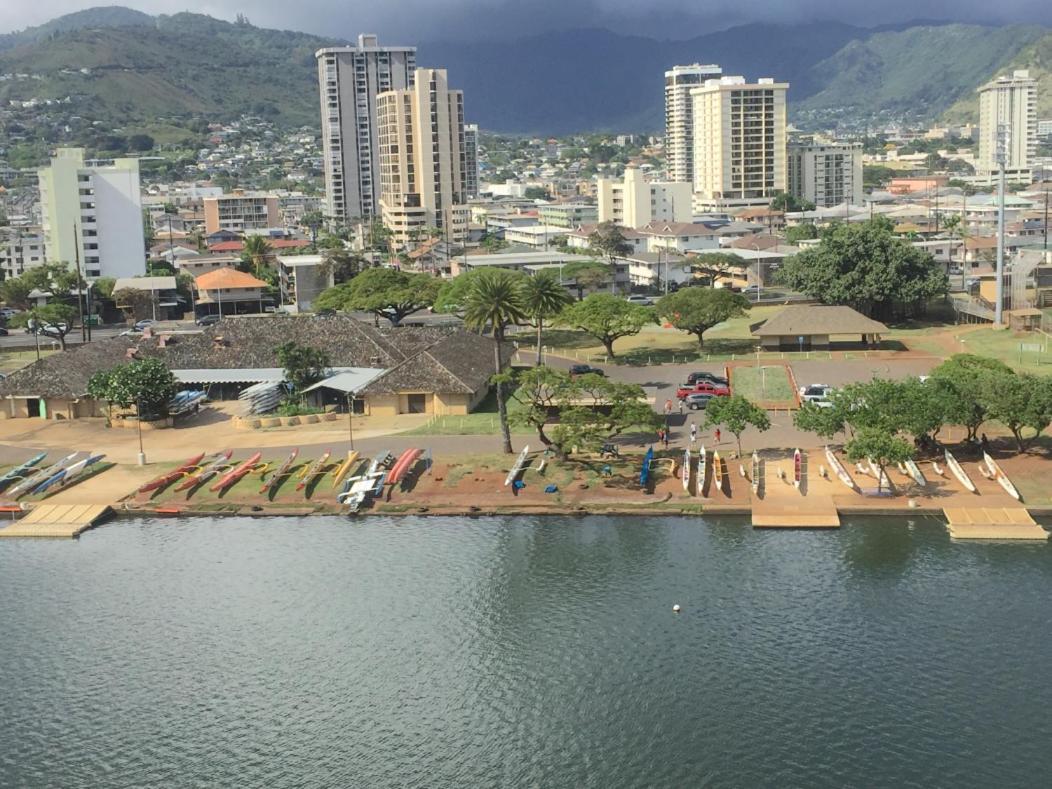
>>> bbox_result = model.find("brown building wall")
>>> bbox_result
[203,200,220,235]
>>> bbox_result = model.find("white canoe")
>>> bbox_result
[824,446,858,491]
[983,451,1022,501]
[504,444,530,486]
[698,445,707,493]
[944,450,977,494]
[904,459,928,487]
[751,452,760,494]
[681,447,691,492]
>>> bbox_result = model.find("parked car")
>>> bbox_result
[683,392,714,410]
[195,314,221,327]
[133,319,155,332]
[0,307,20,319]
[676,381,730,399]
[27,321,69,337]
[570,364,606,377]
[799,384,834,407]
[626,294,655,306]
[687,371,729,386]
[0,327,8,336]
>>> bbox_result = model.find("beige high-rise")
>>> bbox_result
[977,69,1037,181]
[664,64,722,184]
[377,68,469,247]
[691,76,788,210]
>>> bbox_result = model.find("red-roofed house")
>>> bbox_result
[194,268,272,317]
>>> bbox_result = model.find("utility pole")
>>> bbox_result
[72,223,86,343]
[1044,187,1049,252]
[995,123,1007,326]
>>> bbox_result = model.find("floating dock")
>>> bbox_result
[0,504,112,538]
[943,507,1048,541]
[751,457,840,528]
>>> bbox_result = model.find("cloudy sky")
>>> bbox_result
[2,0,1050,40]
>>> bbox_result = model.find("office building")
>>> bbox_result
[787,138,863,208]
[203,193,280,234]
[978,69,1037,181]
[664,63,722,183]
[316,35,416,224]
[376,68,469,247]
[597,167,691,229]
[0,225,46,278]
[691,76,788,210]
[38,147,145,279]
[538,202,598,228]
[464,123,480,199]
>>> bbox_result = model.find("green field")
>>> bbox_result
[730,365,795,403]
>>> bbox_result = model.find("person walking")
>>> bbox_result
[714,427,722,444]
[662,429,670,449]
[678,398,685,415]
[664,399,673,417]
[689,422,697,444]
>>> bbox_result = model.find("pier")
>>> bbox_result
[943,507,1048,541]
[0,504,112,538]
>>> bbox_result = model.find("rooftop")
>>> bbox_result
[752,306,889,337]
[195,268,268,289]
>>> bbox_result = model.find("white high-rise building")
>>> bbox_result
[691,76,788,210]
[464,123,480,200]
[376,68,469,247]
[664,63,722,184]
[316,35,416,225]
[38,147,144,280]
[597,167,691,229]
[787,138,863,208]
[977,69,1037,181]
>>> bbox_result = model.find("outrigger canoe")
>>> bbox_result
[210,452,262,493]
[751,451,761,494]
[904,459,928,487]
[9,452,81,498]
[32,454,105,496]
[138,452,206,494]
[681,447,691,493]
[175,450,232,492]
[0,452,47,491]
[331,450,360,489]
[824,446,858,491]
[387,448,423,486]
[983,451,1021,501]
[505,444,530,486]
[296,450,332,492]
[944,449,977,494]
[712,450,723,490]
[867,457,892,491]
[260,448,299,494]
[793,448,802,489]
[698,445,707,493]
[639,446,654,488]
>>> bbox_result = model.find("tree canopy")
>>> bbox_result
[10,304,78,349]
[87,357,178,418]
[688,252,746,287]
[557,293,654,358]
[314,268,441,326]
[560,259,612,299]
[844,428,915,493]
[704,394,771,457]
[777,219,947,320]
[656,288,749,348]
[588,221,632,261]
[276,341,331,397]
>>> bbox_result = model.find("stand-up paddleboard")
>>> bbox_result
[0,452,47,490]
[331,450,360,489]
[904,459,927,487]
[944,449,977,494]
[681,447,691,493]
[210,452,262,493]
[824,446,858,491]
[175,450,232,491]
[505,445,530,486]
[388,448,423,486]
[138,452,206,494]
[9,452,81,498]
[983,451,1021,501]
[296,450,331,492]
[639,446,654,488]
[793,448,802,489]
[751,451,760,494]
[260,448,299,494]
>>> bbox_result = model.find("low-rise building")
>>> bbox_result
[203,192,281,235]
[193,268,271,317]
[503,225,574,248]
[277,255,335,313]
[538,202,598,228]
[0,225,46,278]
[637,221,721,253]
[597,167,691,228]
[752,305,888,350]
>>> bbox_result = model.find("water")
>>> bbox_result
[1,515,1051,788]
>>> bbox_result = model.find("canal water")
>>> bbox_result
[1,515,1050,788]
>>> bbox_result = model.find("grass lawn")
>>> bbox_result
[0,349,57,374]
[955,329,1052,374]
[730,365,795,403]
[401,387,531,436]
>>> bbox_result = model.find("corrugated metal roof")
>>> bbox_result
[173,366,384,386]
[301,368,386,394]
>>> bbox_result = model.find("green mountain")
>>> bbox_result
[0,6,154,51]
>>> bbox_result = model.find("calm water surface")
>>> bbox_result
[1,515,1051,788]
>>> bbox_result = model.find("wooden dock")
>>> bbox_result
[751,461,840,529]
[0,504,112,538]
[943,507,1048,541]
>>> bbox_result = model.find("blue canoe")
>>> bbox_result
[639,447,655,487]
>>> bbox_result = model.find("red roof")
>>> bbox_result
[207,238,311,253]
[195,267,268,289]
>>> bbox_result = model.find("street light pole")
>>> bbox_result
[995,122,1007,326]
[136,396,146,466]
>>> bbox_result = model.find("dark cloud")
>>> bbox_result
[3,0,1050,40]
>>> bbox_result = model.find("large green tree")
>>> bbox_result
[656,288,749,348]
[314,268,440,326]
[704,394,771,457]
[561,259,612,300]
[689,252,745,287]
[930,354,1013,441]
[980,373,1052,452]
[10,304,78,350]
[777,219,947,320]
[588,221,632,263]
[276,342,331,398]
[844,428,914,493]
[463,269,528,454]
[522,272,572,365]
[557,293,653,359]
[88,357,178,418]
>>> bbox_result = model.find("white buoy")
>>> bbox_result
[672,604,682,613]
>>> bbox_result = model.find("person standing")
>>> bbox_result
[690,422,697,444]
[714,427,721,444]
[662,429,670,449]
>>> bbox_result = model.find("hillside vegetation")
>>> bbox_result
[941,32,1052,123]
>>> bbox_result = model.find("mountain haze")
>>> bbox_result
[0,7,1047,134]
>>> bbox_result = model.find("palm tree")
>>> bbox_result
[242,235,273,278]
[522,272,571,365]
[463,270,527,454]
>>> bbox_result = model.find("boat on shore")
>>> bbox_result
[944,449,977,494]
[388,448,423,486]
[505,445,530,487]
[867,457,892,492]
[260,448,299,494]
[210,452,262,493]
[904,459,927,487]
[751,452,760,494]
[712,450,723,491]
[175,450,232,492]
[296,450,332,493]
[639,447,654,489]
[331,450,360,489]
[0,452,47,491]
[793,449,802,489]
[32,454,105,495]
[983,451,1022,501]
[824,446,858,492]
[138,453,206,494]
[698,445,707,494]
[9,452,81,498]
[681,447,691,493]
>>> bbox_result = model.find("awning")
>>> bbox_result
[172,368,285,384]
[301,368,385,395]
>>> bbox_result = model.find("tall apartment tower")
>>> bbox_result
[664,63,722,183]
[977,69,1037,181]
[376,68,469,247]
[787,137,863,208]
[691,76,788,210]
[38,147,144,279]
[316,35,416,225]
[463,123,480,199]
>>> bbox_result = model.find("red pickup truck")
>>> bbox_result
[676,381,731,400]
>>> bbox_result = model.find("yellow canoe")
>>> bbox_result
[332,450,360,488]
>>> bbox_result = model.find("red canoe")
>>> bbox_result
[210,452,262,493]
[387,448,423,485]
[138,453,205,494]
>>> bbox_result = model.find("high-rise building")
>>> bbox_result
[665,64,722,183]
[597,167,691,229]
[203,193,281,235]
[316,35,416,225]
[464,123,480,200]
[376,68,469,247]
[0,225,47,279]
[691,76,788,210]
[38,147,144,279]
[787,137,863,208]
[977,69,1037,181]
